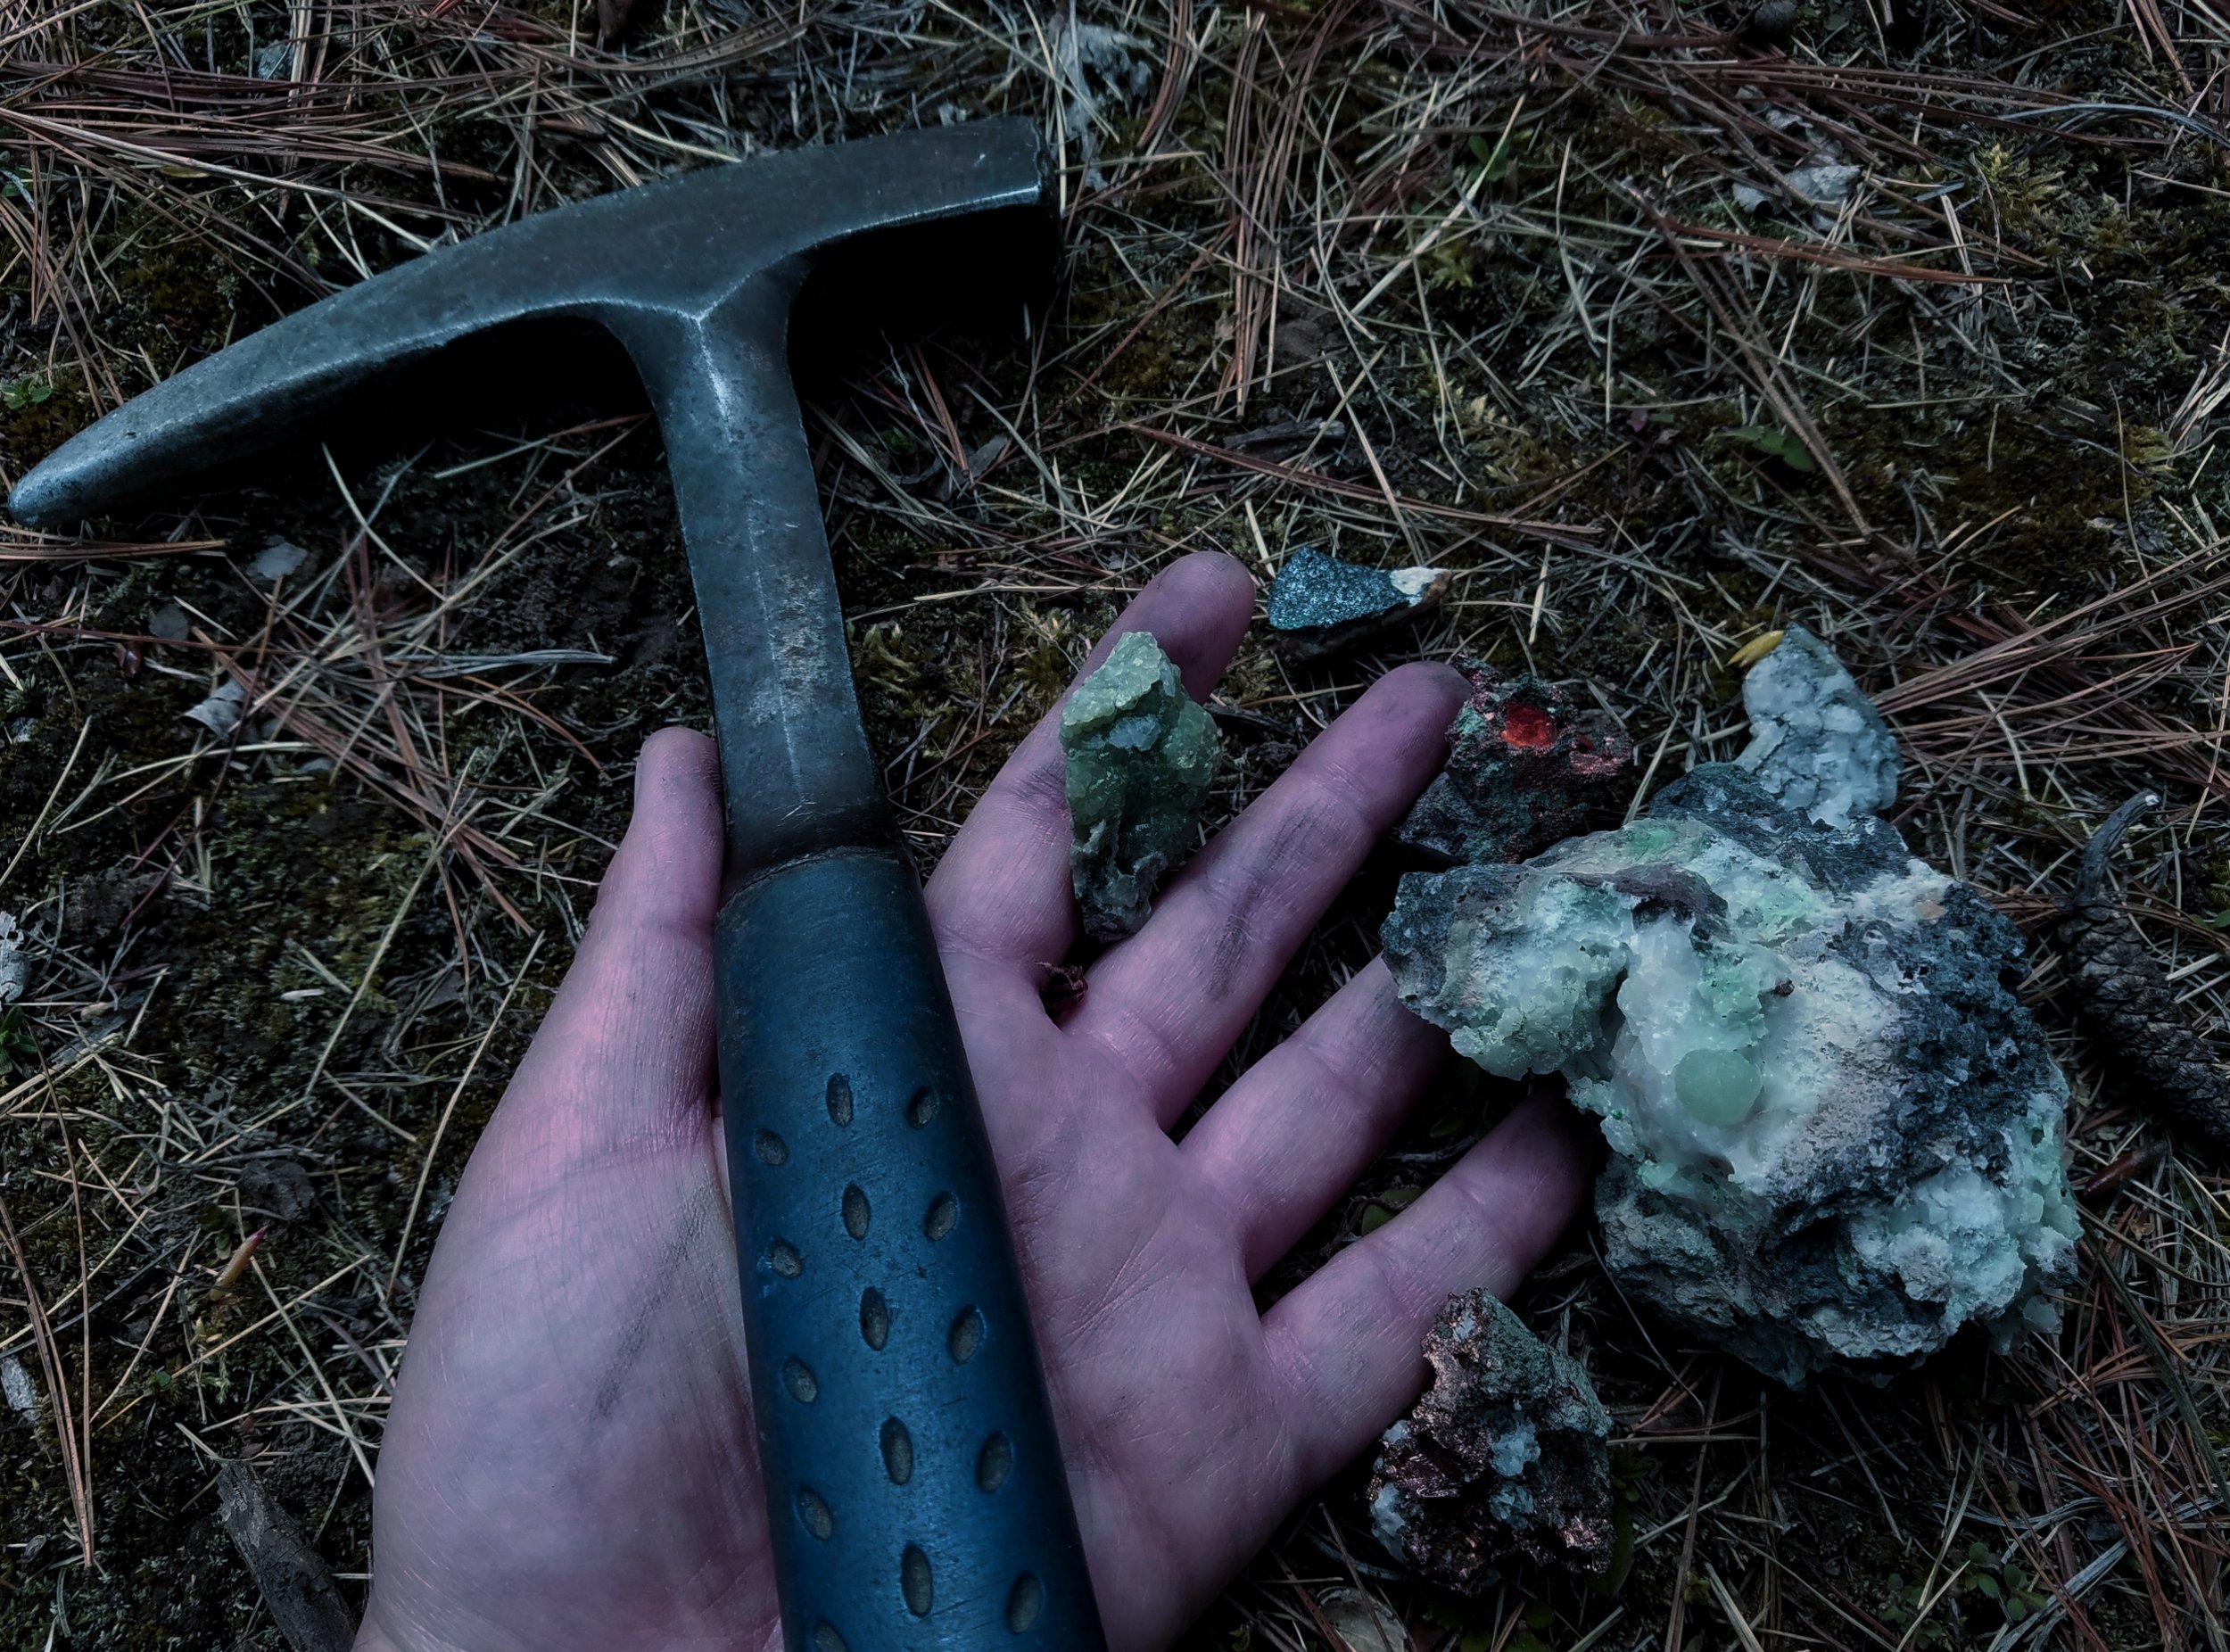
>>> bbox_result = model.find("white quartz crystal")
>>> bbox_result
[1737,625,1900,828]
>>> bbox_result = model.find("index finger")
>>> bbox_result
[924,551,1256,977]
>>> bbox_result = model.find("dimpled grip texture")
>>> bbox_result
[716,850,1103,1651]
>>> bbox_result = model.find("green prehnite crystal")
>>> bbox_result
[1061,631,1221,938]
[1673,1047,1762,1126]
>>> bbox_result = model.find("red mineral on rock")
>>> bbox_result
[1395,665,1633,865]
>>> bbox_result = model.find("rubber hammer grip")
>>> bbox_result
[715,850,1105,1651]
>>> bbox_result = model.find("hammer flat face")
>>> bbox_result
[12,120,1051,878]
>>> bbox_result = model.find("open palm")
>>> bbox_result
[356,552,1593,1652]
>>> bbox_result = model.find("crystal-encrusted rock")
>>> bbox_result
[1265,547,1450,659]
[1736,625,1899,829]
[1062,631,1220,938]
[1368,1291,1613,1590]
[1383,762,2077,1384]
[1395,665,1631,866]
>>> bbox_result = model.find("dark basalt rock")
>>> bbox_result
[1394,665,1632,866]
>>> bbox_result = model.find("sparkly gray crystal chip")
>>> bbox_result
[1368,1291,1612,1592]
[1265,547,1450,659]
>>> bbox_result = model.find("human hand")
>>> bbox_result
[356,551,1595,1652]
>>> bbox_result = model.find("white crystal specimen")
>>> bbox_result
[1737,626,1899,828]
[1385,765,2076,1384]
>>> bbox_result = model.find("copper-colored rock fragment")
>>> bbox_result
[1367,1289,1613,1592]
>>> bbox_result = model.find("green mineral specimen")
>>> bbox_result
[1382,627,2076,1385]
[1061,631,1220,938]
[1383,765,2077,1385]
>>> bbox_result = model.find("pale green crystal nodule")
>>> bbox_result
[1673,1047,1762,1127]
[1061,631,1220,938]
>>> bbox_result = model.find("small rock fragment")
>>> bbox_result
[1368,1291,1612,1591]
[1,1351,39,1425]
[238,1158,318,1224]
[149,602,190,642]
[1062,631,1220,938]
[64,868,163,940]
[2058,790,2230,1157]
[250,539,309,582]
[1395,665,1632,865]
[185,679,247,738]
[1741,0,1799,44]
[0,913,22,1006]
[1265,546,1450,659]
[1785,163,1862,204]
[1735,625,1897,829]
[1317,1588,1406,1652]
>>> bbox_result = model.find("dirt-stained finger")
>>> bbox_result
[925,551,1257,979]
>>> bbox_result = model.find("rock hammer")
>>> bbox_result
[9,119,1105,1652]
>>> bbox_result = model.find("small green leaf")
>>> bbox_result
[1359,1203,1395,1235]
[1974,1574,2000,1600]
[0,1007,36,1075]
[1966,1540,1993,1565]
[1727,424,1817,473]
[1523,1599,1553,1629]
[1466,130,1515,184]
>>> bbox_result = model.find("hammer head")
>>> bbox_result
[9,120,1053,526]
